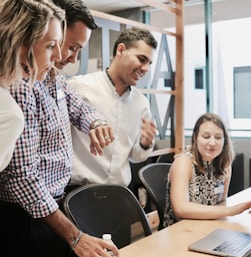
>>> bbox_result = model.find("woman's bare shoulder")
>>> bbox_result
[171,152,193,171]
[174,152,193,162]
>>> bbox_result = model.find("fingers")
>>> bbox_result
[101,237,120,257]
[140,118,157,146]
[95,125,114,145]
[74,233,120,257]
[89,125,114,156]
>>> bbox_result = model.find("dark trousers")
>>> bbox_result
[0,201,77,257]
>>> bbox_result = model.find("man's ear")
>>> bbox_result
[116,43,126,56]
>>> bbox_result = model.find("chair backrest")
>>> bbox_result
[63,184,152,249]
[156,153,174,163]
[138,163,172,230]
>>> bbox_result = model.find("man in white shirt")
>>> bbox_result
[68,28,157,187]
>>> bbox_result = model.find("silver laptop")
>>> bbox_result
[188,228,251,257]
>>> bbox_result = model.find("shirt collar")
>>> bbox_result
[105,67,131,92]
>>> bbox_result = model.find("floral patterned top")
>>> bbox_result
[163,152,226,227]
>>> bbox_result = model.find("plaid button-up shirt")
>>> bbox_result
[0,75,104,218]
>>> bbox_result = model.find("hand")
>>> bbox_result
[140,118,156,149]
[74,233,120,257]
[89,125,115,156]
[230,201,251,216]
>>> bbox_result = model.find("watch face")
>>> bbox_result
[91,120,106,129]
[92,120,100,129]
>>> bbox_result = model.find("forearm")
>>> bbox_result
[41,209,120,257]
[173,201,251,220]
[174,202,229,220]
[41,208,79,248]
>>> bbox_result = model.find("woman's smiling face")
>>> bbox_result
[196,121,224,162]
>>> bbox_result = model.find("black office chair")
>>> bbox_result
[156,153,174,163]
[138,163,172,230]
[63,184,152,249]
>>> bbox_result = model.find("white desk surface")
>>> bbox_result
[120,187,251,257]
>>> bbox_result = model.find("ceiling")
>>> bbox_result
[84,0,251,27]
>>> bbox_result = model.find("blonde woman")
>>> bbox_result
[0,0,65,171]
[0,0,64,254]
[0,1,119,257]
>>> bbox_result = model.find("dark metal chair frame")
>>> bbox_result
[138,162,172,230]
[63,184,152,249]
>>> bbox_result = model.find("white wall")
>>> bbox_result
[212,17,251,133]
[169,18,251,135]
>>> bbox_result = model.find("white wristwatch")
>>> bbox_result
[90,120,107,130]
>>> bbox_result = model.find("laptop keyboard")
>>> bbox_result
[213,232,251,255]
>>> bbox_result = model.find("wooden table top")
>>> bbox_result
[119,187,251,257]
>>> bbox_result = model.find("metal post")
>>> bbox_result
[204,0,213,112]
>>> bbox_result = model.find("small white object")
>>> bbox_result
[102,234,115,256]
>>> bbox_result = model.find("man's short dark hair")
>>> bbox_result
[52,0,97,29]
[113,28,158,57]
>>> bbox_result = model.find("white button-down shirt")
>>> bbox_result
[68,70,154,187]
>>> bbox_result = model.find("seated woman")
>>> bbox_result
[163,112,251,227]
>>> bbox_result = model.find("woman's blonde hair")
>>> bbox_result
[0,0,65,87]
